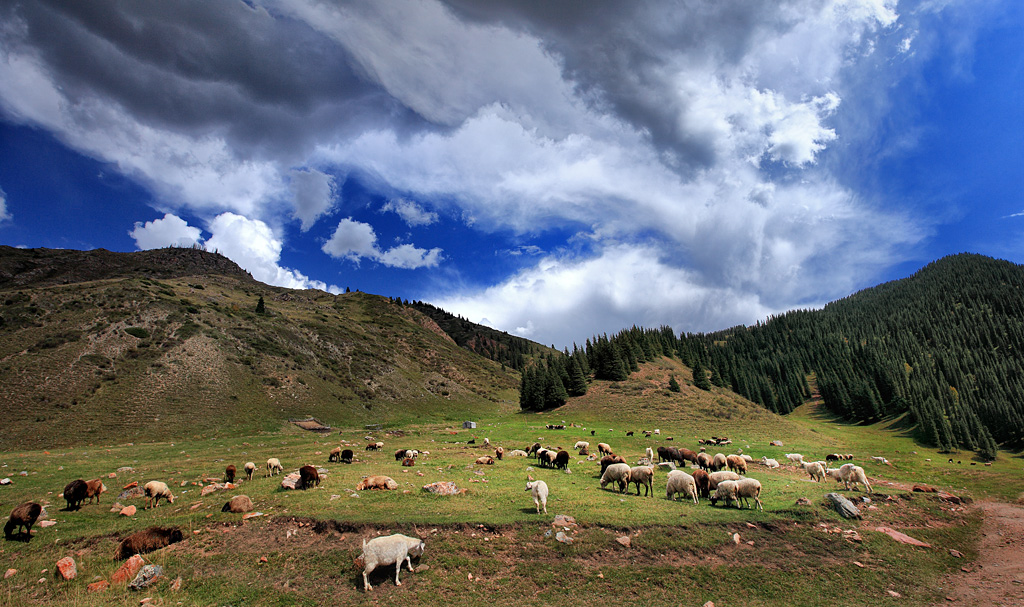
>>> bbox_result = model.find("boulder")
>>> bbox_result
[222,495,254,513]
[120,505,137,517]
[280,473,301,490]
[55,557,76,581]
[421,481,462,496]
[111,555,145,584]
[87,580,109,592]
[128,564,164,591]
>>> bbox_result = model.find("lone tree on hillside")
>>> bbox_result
[255,296,266,314]
[668,375,681,393]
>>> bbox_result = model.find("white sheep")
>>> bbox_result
[508,449,528,457]
[143,481,175,509]
[574,441,590,451]
[600,462,631,493]
[358,533,425,591]
[837,463,872,493]
[802,460,826,482]
[708,470,740,489]
[266,458,283,477]
[760,456,780,469]
[244,462,256,481]
[629,465,655,497]
[785,453,804,464]
[665,470,698,504]
[711,478,763,510]
[645,447,655,462]
[711,453,728,471]
[525,479,549,514]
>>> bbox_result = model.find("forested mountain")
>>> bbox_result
[679,254,1024,458]
[407,300,545,370]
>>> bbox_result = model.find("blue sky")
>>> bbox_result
[0,0,1021,349]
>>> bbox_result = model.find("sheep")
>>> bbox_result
[299,465,320,489]
[645,447,655,462]
[692,469,711,499]
[708,470,740,490]
[475,456,495,465]
[341,449,354,464]
[665,470,698,504]
[833,463,872,493]
[711,453,728,472]
[826,453,841,462]
[221,495,254,513]
[726,455,747,475]
[574,441,590,451]
[628,465,655,497]
[266,458,283,477]
[114,526,184,561]
[528,442,542,456]
[710,478,763,510]
[356,476,398,490]
[760,456,780,469]
[357,533,425,592]
[395,449,408,461]
[366,442,382,451]
[785,453,804,465]
[625,431,634,436]
[329,447,342,462]
[871,456,890,465]
[554,450,571,471]
[525,479,549,514]
[509,449,528,457]
[657,446,678,463]
[802,461,826,482]
[85,478,108,504]
[406,449,419,459]
[696,452,713,471]
[244,462,256,481]
[483,438,491,447]
[676,448,700,466]
[597,442,613,456]
[495,446,505,460]
[4,502,42,539]
[600,454,626,473]
[402,457,416,467]
[63,479,88,510]
[600,463,632,493]
[579,446,590,456]
[143,480,175,508]
[225,465,236,483]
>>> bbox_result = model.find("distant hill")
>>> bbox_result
[0,247,522,449]
[681,253,1024,457]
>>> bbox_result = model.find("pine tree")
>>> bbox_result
[255,296,266,314]
[567,357,588,397]
[692,360,711,391]
[668,375,681,393]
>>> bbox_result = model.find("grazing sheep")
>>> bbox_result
[626,431,634,436]
[826,453,840,462]
[696,452,713,471]
[356,476,398,491]
[645,447,655,462]
[708,470,740,490]
[711,453,728,472]
[528,442,542,456]
[266,458,283,477]
[244,462,256,481]
[676,448,699,466]
[221,495,254,513]
[785,453,805,465]
[475,456,495,465]
[574,441,590,451]
[509,449,528,457]
[657,446,678,463]
[760,456,780,469]
[495,446,505,460]
[844,454,854,460]
[366,442,382,451]
[525,479,549,514]
[833,463,872,493]
[329,447,342,462]
[63,479,88,510]
[357,533,425,592]
[402,457,416,467]
[710,478,763,510]
[600,454,626,473]
[114,526,184,560]
[4,502,42,539]
[628,466,655,497]
[85,478,108,504]
[395,449,408,461]
[600,463,632,493]
[341,449,354,464]
[299,465,321,489]
[692,469,711,499]
[598,443,613,456]
[726,455,747,475]
[802,461,826,482]
[871,456,889,465]
[143,481,175,508]
[665,470,698,504]
[579,446,590,456]
[554,450,571,471]
[483,438,491,447]
[225,465,236,483]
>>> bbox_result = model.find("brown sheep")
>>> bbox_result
[475,456,495,465]
[600,454,626,473]
[495,446,505,460]
[225,465,236,484]
[597,443,613,456]
[63,479,88,510]
[4,502,42,539]
[394,449,407,461]
[676,448,700,466]
[114,526,183,560]
[299,465,320,489]
[329,447,342,462]
[341,449,354,463]
[726,454,747,475]
[693,469,711,499]
[85,479,107,504]
[696,452,712,471]
[402,457,416,466]
[629,466,655,497]
[221,495,254,513]
[356,476,398,491]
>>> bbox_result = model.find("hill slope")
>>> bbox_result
[0,247,521,449]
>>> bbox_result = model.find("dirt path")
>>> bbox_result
[941,501,1024,605]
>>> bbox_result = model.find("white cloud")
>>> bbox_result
[0,185,10,223]
[381,198,438,227]
[322,217,443,269]
[290,168,338,231]
[129,213,202,250]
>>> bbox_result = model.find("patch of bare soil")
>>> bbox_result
[941,501,1024,606]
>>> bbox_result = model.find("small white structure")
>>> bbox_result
[462,421,477,429]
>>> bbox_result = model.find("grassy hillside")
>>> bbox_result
[0,248,520,450]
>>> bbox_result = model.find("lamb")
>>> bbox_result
[710,478,763,510]
[329,447,342,462]
[4,501,42,539]
[225,465,236,483]
[508,449,528,457]
[726,454,747,475]
[495,446,505,460]
[692,469,711,499]
[628,465,655,497]
[143,480,175,508]
[221,495,254,513]
[63,479,88,510]
[475,456,495,465]
[357,533,425,592]
[708,470,740,489]
[597,442,613,456]
[525,479,549,514]
[114,526,184,560]
[244,462,256,481]
[266,458,283,477]
[341,449,354,464]
[299,465,320,489]
[356,476,398,491]
[574,441,590,451]
[600,462,632,493]
[600,454,626,473]
[483,438,491,447]
[760,456,780,469]
[85,478,108,504]
[665,470,698,504]
[711,453,728,472]
[802,461,826,482]
[785,453,804,465]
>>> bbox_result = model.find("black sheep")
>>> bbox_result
[341,449,354,463]
[114,526,184,560]
[554,450,570,470]
[63,479,88,510]
[4,502,42,539]
[299,465,320,490]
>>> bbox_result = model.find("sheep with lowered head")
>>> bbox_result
[525,478,549,514]
[665,470,698,504]
[832,463,872,493]
[710,478,763,511]
[802,460,826,482]
[696,452,713,471]
[785,453,804,465]
[708,470,740,490]
[600,462,631,493]
[4,501,42,539]
[693,469,711,499]
[143,480,175,509]
[225,465,236,483]
[711,453,728,472]
[357,533,425,591]
[85,478,107,504]
[629,465,655,497]
[244,462,256,481]
[726,454,747,475]
[63,479,88,510]
[266,458,283,477]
